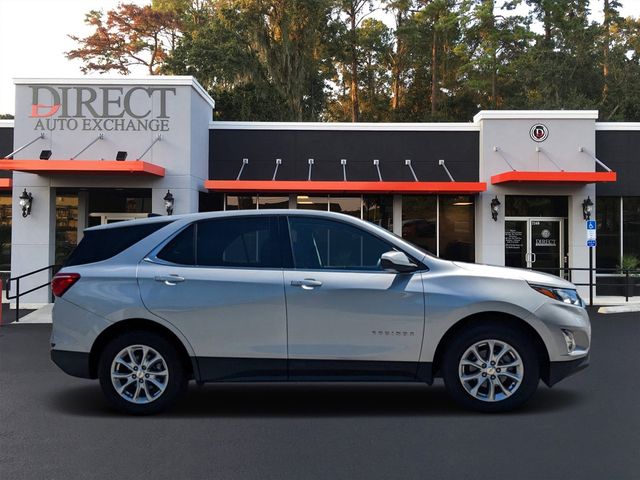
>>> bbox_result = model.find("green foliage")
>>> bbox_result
[619,255,640,273]
[67,0,640,122]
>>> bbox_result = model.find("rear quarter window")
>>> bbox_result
[65,221,171,267]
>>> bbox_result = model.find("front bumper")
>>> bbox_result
[51,349,93,379]
[544,354,590,387]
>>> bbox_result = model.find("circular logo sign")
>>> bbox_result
[530,124,549,142]
[541,229,551,239]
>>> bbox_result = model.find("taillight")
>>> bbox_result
[51,273,81,297]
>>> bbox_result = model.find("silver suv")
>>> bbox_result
[51,210,590,414]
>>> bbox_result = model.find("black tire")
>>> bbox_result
[441,322,540,413]
[98,331,188,415]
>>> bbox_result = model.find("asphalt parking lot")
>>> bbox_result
[1,308,639,480]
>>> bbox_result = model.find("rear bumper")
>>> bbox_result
[51,349,93,379]
[545,354,590,387]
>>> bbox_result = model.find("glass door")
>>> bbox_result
[505,218,564,277]
[505,220,528,269]
[530,219,563,277]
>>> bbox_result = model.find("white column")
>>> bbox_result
[10,183,56,306]
[393,195,402,236]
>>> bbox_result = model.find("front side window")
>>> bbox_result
[288,217,392,270]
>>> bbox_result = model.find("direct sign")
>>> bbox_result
[587,239,597,247]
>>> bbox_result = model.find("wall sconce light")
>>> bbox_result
[116,151,128,161]
[163,190,174,215]
[19,188,33,218]
[582,196,593,220]
[490,196,501,221]
[39,150,52,160]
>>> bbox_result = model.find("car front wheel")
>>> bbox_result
[442,323,540,413]
[98,331,187,415]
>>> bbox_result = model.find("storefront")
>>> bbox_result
[0,76,636,305]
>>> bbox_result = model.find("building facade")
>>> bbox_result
[0,76,638,305]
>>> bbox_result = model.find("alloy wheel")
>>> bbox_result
[458,339,524,402]
[110,344,169,404]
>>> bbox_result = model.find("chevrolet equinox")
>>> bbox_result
[50,210,590,414]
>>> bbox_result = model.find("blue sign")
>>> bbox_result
[586,220,596,230]
[587,239,597,248]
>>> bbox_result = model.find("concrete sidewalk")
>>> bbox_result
[11,303,53,324]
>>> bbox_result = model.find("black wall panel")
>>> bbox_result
[209,129,480,183]
[0,128,13,179]
[596,131,640,196]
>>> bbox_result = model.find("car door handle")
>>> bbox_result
[291,278,322,289]
[154,275,185,285]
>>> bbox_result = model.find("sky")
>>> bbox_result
[1,0,640,115]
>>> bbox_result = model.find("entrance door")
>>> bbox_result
[505,218,564,277]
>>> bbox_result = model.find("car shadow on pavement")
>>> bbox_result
[50,382,586,418]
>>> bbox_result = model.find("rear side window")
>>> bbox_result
[156,224,196,265]
[196,217,280,268]
[65,221,171,267]
[156,217,282,268]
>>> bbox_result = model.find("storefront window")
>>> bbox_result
[596,197,620,270]
[402,196,437,255]
[329,196,361,218]
[363,195,393,232]
[55,195,79,266]
[226,195,257,210]
[257,196,289,209]
[297,195,328,211]
[439,195,475,262]
[623,197,640,262]
[0,194,11,272]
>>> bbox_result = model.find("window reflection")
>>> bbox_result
[402,196,437,255]
[623,197,640,260]
[329,196,361,217]
[596,197,621,270]
[363,195,393,232]
[440,195,475,262]
[225,195,257,210]
[258,196,289,209]
[297,195,328,211]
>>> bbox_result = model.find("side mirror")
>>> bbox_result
[380,251,418,273]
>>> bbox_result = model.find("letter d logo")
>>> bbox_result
[30,86,61,118]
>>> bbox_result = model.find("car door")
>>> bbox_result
[283,215,425,380]
[138,215,287,381]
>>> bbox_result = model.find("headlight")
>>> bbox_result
[529,284,585,307]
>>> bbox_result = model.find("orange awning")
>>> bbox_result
[491,171,616,185]
[0,160,165,177]
[205,180,487,194]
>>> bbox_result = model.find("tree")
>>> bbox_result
[239,0,333,121]
[67,3,181,74]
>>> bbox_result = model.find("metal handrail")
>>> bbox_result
[523,266,640,305]
[5,264,60,323]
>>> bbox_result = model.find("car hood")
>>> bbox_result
[452,261,576,289]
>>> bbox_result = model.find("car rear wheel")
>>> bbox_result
[442,322,540,412]
[98,331,187,415]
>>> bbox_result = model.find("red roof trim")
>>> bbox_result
[0,178,11,190]
[205,180,487,194]
[0,160,165,177]
[491,171,617,184]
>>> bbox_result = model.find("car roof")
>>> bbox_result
[84,209,365,231]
